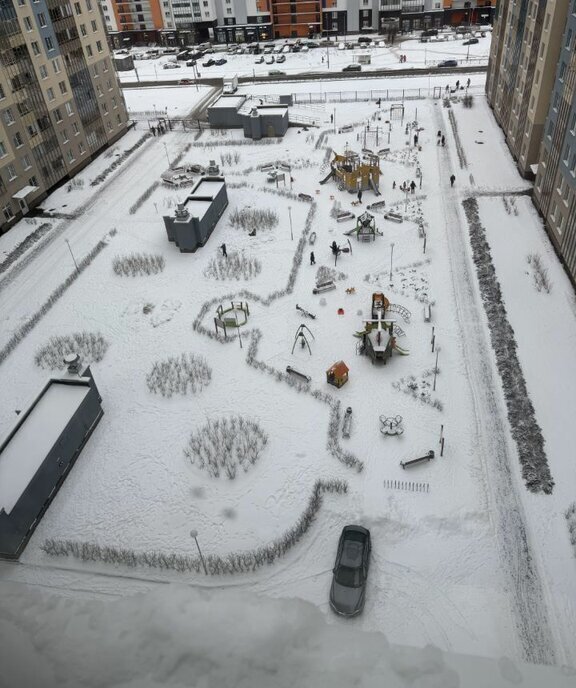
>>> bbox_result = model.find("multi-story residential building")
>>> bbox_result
[213,0,273,44]
[101,0,164,46]
[0,0,129,232]
[533,2,576,286]
[377,0,493,35]
[486,0,569,178]
[270,0,320,38]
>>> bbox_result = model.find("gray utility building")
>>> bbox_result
[0,368,103,560]
[207,95,290,140]
[164,177,228,252]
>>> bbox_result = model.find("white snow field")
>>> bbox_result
[1,69,575,679]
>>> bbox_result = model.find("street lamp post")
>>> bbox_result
[65,238,79,273]
[389,242,394,282]
[163,142,171,167]
[190,529,208,575]
[288,205,293,241]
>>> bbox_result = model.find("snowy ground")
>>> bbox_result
[1,71,575,670]
[117,33,491,84]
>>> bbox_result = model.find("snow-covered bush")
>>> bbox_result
[129,181,160,215]
[392,371,443,411]
[228,207,279,233]
[41,479,348,575]
[527,253,552,294]
[184,415,268,479]
[91,133,151,186]
[113,253,165,277]
[0,222,52,276]
[316,265,347,284]
[565,503,576,554]
[203,251,261,281]
[146,354,211,397]
[34,332,109,370]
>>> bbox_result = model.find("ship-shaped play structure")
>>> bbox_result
[320,148,381,195]
[354,293,410,364]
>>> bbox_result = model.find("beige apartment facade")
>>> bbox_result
[0,0,129,232]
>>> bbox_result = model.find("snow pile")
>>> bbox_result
[0,583,574,688]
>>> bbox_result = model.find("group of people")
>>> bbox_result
[444,78,472,95]
[150,124,167,137]
[437,130,446,146]
[392,180,417,194]
[399,54,408,63]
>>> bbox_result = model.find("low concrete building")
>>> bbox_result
[207,95,248,128]
[164,177,228,252]
[242,106,289,140]
[207,95,291,140]
[0,368,103,560]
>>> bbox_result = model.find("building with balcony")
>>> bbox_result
[271,0,321,38]
[100,0,164,46]
[0,0,130,232]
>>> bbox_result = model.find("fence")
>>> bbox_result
[292,83,484,105]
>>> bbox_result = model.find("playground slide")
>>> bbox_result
[319,170,334,185]
[369,177,381,196]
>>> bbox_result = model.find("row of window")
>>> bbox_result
[17,0,94,12]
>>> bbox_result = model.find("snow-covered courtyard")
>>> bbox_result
[1,70,576,673]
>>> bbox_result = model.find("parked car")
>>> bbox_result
[254,55,264,63]
[437,59,458,67]
[265,55,275,64]
[185,59,196,67]
[273,44,284,54]
[214,58,227,65]
[358,36,372,43]
[163,62,181,69]
[263,46,273,54]
[178,78,194,85]
[343,63,361,72]
[421,28,438,37]
[329,526,371,617]
[202,58,215,67]
[276,54,286,63]
[292,45,301,53]
[463,37,479,45]
[268,70,286,76]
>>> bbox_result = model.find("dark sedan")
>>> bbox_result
[214,58,227,65]
[202,59,215,67]
[329,525,371,617]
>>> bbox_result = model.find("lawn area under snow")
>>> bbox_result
[0,71,575,676]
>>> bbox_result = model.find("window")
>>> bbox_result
[28,176,38,187]
[571,153,576,176]
[96,84,102,96]
[117,113,122,125]
[96,40,103,52]
[91,19,97,31]
[559,62,566,81]
[226,7,231,13]
[570,112,576,135]
[4,109,15,125]
[47,86,55,101]
[67,149,75,163]
[3,205,15,222]
[39,64,48,78]
[102,101,108,114]
[54,108,63,122]
[0,84,4,99]
[112,96,117,108]
[53,58,61,73]
[27,124,38,137]
[563,143,570,164]
[103,60,109,72]
[79,141,85,154]
[72,121,79,134]
[7,163,17,180]
[74,2,82,14]
[566,28,573,50]
[24,16,33,31]
[45,36,54,51]
[22,154,31,169]
[553,92,560,110]
[87,0,92,9]
[61,128,69,142]
[37,11,47,26]
[31,41,41,56]
[86,44,93,56]
[66,102,74,116]
[106,79,112,90]
[13,132,23,148]
[80,23,87,35]
[93,64,99,77]
[59,80,68,94]
[0,141,7,157]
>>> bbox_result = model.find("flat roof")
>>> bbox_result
[0,381,90,515]
[210,95,245,110]
[191,179,225,198]
[258,107,287,116]
[182,199,212,222]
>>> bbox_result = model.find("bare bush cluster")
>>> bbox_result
[393,372,443,411]
[527,253,552,294]
[220,152,241,166]
[325,399,364,472]
[229,207,279,233]
[565,503,576,554]
[502,196,519,216]
[41,479,348,575]
[113,253,165,277]
[203,251,261,281]
[184,415,268,479]
[0,223,52,276]
[316,265,347,284]
[146,353,211,397]
[34,332,109,370]
[463,197,553,494]
[171,143,193,169]
[91,133,151,186]
[0,230,117,367]
[448,110,467,169]
[129,181,160,215]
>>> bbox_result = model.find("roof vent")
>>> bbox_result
[63,353,81,375]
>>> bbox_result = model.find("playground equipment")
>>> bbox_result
[336,211,355,223]
[354,293,410,364]
[344,211,382,242]
[380,415,404,436]
[292,324,315,355]
[342,406,353,438]
[330,238,352,267]
[296,304,316,319]
[400,450,434,469]
[326,361,349,388]
[384,211,403,223]
[286,366,311,383]
[214,301,250,337]
[309,231,317,244]
[313,280,336,295]
[319,147,381,195]
[383,479,429,493]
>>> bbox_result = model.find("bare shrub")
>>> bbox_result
[34,332,109,370]
[527,253,552,294]
[203,251,261,281]
[113,253,165,277]
[184,415,268,479]
[316,265,347,283]
[228,207,279,233]
[146,353,212,397]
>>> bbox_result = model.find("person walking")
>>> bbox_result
[450,174,456,187]
[393,181,396,190]
[455,80,460,90]
[414,133,419,146]
[441,135,446,147]
[410,180,416,194]
[357,189,363,204]
[466,77,471,89]
[310,251,315,265]
[220,243,227,257]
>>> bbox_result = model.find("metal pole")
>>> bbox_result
[288,205,293,241]
[163,143,171,167]
[433,348,439,391]
[389,242,394,281]
[234,308,243,349]
[65,239,79,273]
[431,326,435,352]
[190,530,208,575]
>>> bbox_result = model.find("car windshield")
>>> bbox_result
[335,565,363,588]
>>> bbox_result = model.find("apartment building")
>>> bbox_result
[533,2,576,286]
[100,0,164,45]
[377,0,493,35]
[0,0,129,232]
[270,0,320,38]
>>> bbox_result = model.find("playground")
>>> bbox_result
[1,74,576,669]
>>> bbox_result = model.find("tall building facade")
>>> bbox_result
[0,0,129,232]
[486,0,569,178]
[100,0,164,46]
[533,2,576,285]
